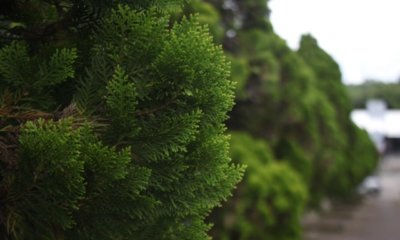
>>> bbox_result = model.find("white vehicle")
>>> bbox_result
[357,175,381,195]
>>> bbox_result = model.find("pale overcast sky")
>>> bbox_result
[269,0,400,84]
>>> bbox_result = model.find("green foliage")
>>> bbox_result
[347,80,400,109]
[227,54,250,99]
[183,0,225,43]
[4,119,152,240]
[206,0,378,213]
[210,132,308,240]
[0,41,77,109]
[327,124,378,198]
[298,34,378,201]
[275,138,312,184]
[306,91,347,205]
[105,66,138,135]
[233,0,273,31]
[298,34,351,117]
[0,2,243,239]
[350,127,379,183]
[228,32,337,208]
[229,132,274,167]
[9,119,87,239]
[238,30,284,84]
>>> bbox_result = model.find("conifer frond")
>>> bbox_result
[105,65,138,135]
[7,119,86,239]
[133,110,202,162]
[34,48,77,88]
[0,41,77,111]
[0,41,31,87]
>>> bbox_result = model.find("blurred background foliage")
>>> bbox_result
[181,0,378,239]
[209,132,308,240]
[347,80,400,109]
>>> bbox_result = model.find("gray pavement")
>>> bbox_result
[304,154,400,240]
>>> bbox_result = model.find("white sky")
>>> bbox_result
[269,0,400,84]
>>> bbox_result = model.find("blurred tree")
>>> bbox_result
[298,34,378,199]
[167,0,378,238]
[298,34,351,120]
[203,0,378,213]
[347,81,400,109]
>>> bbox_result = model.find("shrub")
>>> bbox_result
[210,132,308,240]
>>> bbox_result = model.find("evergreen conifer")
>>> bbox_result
[0,1,243,239]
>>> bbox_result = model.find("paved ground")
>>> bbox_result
[304,153,400,240]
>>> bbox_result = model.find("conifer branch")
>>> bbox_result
[135,98,176,117]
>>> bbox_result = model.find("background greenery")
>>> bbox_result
[347,80,400,109]
[0,0,379,239]
[183,0,379,239]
